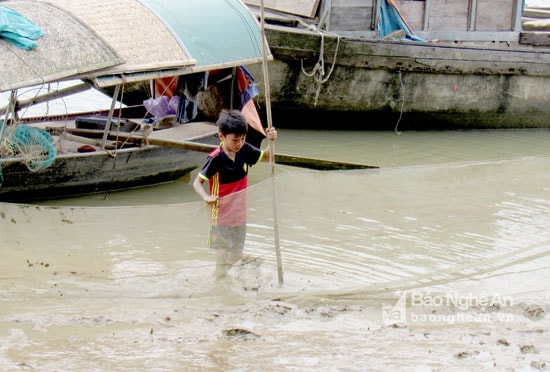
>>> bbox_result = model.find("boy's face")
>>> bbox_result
[219,132,246,153]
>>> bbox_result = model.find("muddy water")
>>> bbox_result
[1,129,549,370]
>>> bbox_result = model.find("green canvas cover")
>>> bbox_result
[138,0,265,69]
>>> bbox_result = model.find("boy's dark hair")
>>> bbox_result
[217,110,248,136]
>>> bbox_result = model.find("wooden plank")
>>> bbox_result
[429,0,469,18]
[429,17,469,31]
[147,136,378,170]
[146,136,378,170]
[244,0,320,18]
[331,0,371,7]
[329,0,374,31]
[523,19,550,31]
[523,8,550,19]
[329,7,372,31]
[147,121,219,141]
[428,0,469,31]
[64,128,378,170]
[146,137,378,170]
[273,154,378,170]
[395,0,425,31]
[520,31,550,46]
[475,0,514,31]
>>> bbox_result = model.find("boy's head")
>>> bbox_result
[217,110,248,136]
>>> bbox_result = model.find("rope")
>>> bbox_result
[298,20,341,106]
[394,70,405,135]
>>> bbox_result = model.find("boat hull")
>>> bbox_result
[0,145,208,202]
[251,27,550,129]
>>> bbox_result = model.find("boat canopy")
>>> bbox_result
[0,0,268,92]
[0,1,122,92]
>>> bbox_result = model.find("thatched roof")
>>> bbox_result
[1,0,266,92]
[45,0,196,78]
[0,1,122,92]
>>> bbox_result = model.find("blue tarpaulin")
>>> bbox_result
[376,0,425,42]
[0,5,45,50]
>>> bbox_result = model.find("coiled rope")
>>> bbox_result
[298,20,341,106]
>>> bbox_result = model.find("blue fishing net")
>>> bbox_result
[2,125,57,171]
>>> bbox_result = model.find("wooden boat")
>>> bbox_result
[243,0,550,129]
[0,0,267,202]
[0,118,221,202]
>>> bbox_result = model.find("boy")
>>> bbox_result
[193,110,277,279]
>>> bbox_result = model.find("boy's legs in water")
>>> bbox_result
[210,225,246,279]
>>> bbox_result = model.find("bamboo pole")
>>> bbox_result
[0,83,90,113]
[0,90,16,143]
[101,84,121,150]
[260,0,284,286]
[61,132,115,148]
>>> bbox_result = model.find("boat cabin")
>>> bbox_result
[246,0,524,42]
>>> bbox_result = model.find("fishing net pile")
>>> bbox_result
[0,84,71,178]
[0,124,57,171]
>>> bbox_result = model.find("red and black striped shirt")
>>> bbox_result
[198,143,263,226]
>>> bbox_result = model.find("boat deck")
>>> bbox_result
[148,121,218,142]
[31,119,219,152]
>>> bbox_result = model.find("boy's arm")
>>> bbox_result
[193,174,217,205]
[260,127,277,162]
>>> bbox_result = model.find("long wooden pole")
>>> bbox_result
[59,127,377,170]
[0,90,16,142]
[260,0,284,286]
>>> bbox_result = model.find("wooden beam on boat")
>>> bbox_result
[143,136,379,170]
[272,153,377,170]
[520,31,550,46]
[523,7,550,20]
[61,132,114,148]
[62,127,378,171]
